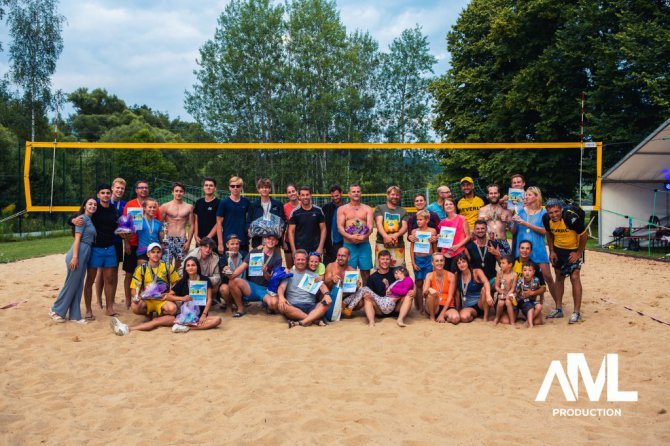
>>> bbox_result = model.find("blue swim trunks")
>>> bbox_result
[88,246,118,268]
[413,254,433,280]
[344,242,373,270]
[243,281,269,302]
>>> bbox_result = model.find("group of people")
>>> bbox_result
[48,173,588,334]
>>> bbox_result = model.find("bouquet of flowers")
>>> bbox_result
[344,218,370,236]
[141,281,167,300]
[114,215,135,239]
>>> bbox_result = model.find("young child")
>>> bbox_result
[493,255,518,325]
[386,266,414,299]
[515,261,546,328]
[136,198,164,265]
[409,210,437,312]
[218,234,247,311]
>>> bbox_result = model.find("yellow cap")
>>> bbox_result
[460,176,474,184]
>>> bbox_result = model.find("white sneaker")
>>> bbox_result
[110,317,129,336]
[171,324,190,334]
[74,319,88,325]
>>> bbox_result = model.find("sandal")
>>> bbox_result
[232,312,245,318]
[50,311,66,323]
[84,314,96,321]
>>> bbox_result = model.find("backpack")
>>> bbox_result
[563,203,585,230]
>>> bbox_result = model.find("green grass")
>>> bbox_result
[0,235,73,263]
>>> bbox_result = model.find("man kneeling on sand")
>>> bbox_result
[110,243,185,335]
[275,250,332,327]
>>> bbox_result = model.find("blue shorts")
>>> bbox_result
[413,254,433,280]
[88,246,118,268]
[291,301,317,315]
[344,242,373,270]
[243,281,269,302]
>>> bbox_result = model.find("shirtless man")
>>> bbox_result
[160,182,194,270]
[324,247,358,289]
[478,184,512,255]
[337,184,374,283]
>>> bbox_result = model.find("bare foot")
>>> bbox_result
[397,320,407,327]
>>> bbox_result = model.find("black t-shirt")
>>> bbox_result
[172,274,212,297]
[243,248,282,287]
[465,240,502,280]
[288,206,325,252]
[367,270,395,297]
[194,197,221,240]
[92,204,118,248]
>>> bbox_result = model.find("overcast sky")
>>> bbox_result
[0,0,470,120]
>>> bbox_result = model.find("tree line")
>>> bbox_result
[1,0,669,220]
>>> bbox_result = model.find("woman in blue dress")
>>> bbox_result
[511,186,555,300]
[50,197,98,323]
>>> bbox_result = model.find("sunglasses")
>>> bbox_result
[229,184,242,188]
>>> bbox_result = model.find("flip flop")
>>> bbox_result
[85,314,96,321]
[232,312,245,318]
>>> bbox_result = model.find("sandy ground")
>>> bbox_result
[1,250,669,445]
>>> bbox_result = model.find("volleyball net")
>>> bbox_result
[21,141,602,213]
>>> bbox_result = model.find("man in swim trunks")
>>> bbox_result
[160,182,194,270]
[322,185,344,265]
[427,185,452,220]
[277,250,332,327]
[227,234,283,317]
[477,184,512,255]
[373,186,409,267]
[323,247,361,315]
[543,199,587,324]
[337,184,374,283]
[456,176,488,230]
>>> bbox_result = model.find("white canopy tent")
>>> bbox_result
[599,118,670,246]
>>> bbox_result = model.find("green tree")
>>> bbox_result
[430,0,670,199]
[67,88,127,141]
[379,25,436,144]
[7,0,65,141]
[186,0,287,143]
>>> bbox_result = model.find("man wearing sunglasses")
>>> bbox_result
[216,176,251,255]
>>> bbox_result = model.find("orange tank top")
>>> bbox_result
[430,271,451,306]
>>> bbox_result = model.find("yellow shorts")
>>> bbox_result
[145,299,167,315]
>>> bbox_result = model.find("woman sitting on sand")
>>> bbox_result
[50,197,97,324]
[451,253,494,323]
[169,257,222,333]
[111,256,221,336]
[423,253,456,323]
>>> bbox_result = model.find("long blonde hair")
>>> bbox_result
[525,186,543,207]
